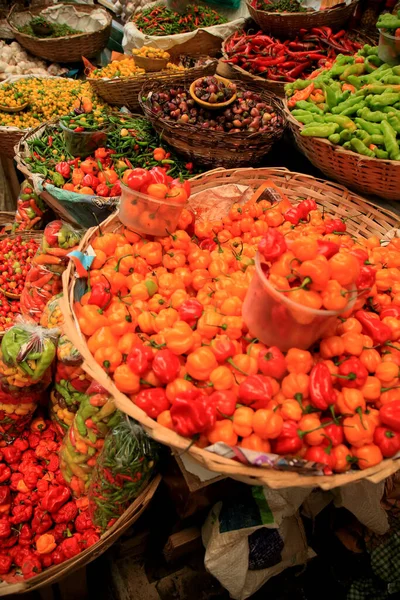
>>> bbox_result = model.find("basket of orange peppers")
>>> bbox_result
[62,166,400,488]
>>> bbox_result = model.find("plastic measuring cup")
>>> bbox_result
[119,182,185,236]
[378,29,400,65]
[242,253,357,351]
[60,121,109,158]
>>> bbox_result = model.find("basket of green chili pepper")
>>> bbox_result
[285,44,400,201]
[88,418,159,532]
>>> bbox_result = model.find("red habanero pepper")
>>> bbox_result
[88,279,112,309]
[0,519,11,539]
[374,426,400,458]
[74,511,93,532]
[178,299,203,327]
[0,486,10,514]
[317,239,340,259]
[284,207,302,225]
[356,265,376,292]
[60,534,82,559]
[127,343,153,375]
[0,554,12,575]
[325,218,346,234]
[258,346,287,379]
[31,507,53,534]
[321,418,344,447]
[304,445,336,472]
[18,524,32,547]
[272,420,303,455]
[309,363,336,410]
[380,306,400,320]
[2,447,21,464]
[355,311,392,345]
[53,501,78,524]
[297,198,317,219]
[238,374,273,410]
[80,529,100,548]
[337,357,368,389]
[10,503,33,524]
[0,464,11,484]
[199,238,217,252]
[209,390,237,419]
[258,229,287,261]
[170,390,216,437]
[41,486,70,514]
[380,400,400,432]
[210,337,236,362]
[152,349,180,384]
[55,162,71,179]
[13,438,29,452]
[134,388,170,419]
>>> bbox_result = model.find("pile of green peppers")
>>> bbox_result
[286,45,400,160]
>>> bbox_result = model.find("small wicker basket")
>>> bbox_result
[62,167,400,490]
[88,58,218,113]
[7,3,112,63]
[139,78,285,168]
[285,102,400,202]
[247,0,359,37]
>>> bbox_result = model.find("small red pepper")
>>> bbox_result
[317,239,339,259]
[238,374,273,410]
[41,486,70,514]
[258,229,287,261]
[126,343,153,375]
[272,420,303,455]
[134,387,170,419]
[88,278,112,309]
[380,400,400,432]
[337,356,368,389]
[55,162,71,179]
[209,390,237,420]
[178,299,203,327]
[374,426,400,458]
[170,390,216,437]
[258,346,286,379]
[152,349,180,384]
[309,363,336,410]
[355,311,392,346]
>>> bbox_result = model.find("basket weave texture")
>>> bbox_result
[285,101,400,201]
[139,77,285,168]
[247,0,358,37]
[7,4,112,63]
[62,167,400,490]
[88,59,218,112]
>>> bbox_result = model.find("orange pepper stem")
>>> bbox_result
[276,277,312,293]
[355,406,366,430]
[227,358,249,376]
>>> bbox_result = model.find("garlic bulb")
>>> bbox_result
[0,42,67,78]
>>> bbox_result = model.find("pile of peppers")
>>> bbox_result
[20,221,81,321]
[0,417,100,581]
[77,177,400,475]
[286,44,400,158]
[131,3,227,35]
[224,27,364,82]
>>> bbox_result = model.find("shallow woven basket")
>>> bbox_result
[0,475,160,596]
[139,78,285,168]
[88,59,218,113]
[247,0,358,37]
[285,101,400,201]
[7,4,112,63]
[221,27,376,97]
[61,167,400,490]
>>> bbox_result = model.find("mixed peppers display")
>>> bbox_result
[131,3,227,35]
[224,27,364,83]
[76,180,400,474]
[286,44,400,159]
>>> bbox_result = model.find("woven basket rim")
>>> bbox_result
[7,3,112,44]
[139,77,286,142]
[246,0,358,17]
[61,167,400,490]
[284,99,400,167]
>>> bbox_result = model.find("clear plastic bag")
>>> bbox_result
[0,386,45,440]
[88,417,159,531]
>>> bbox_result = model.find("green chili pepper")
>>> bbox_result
[340,102,364,117]
[300,123,339,138]
[340,129,352,142]
[387,115,400,134]
[370,134,385,145]
[368,93,400,109]
[332,96,363,115]
[355,118,382,135]
[75,414,87,437]
[323,83,337,110]
[295,100,325,114]
[328,133,340,144]
[340,63,365,81]
[381,120,400,159]
[354,129,371,145]
[350,138,375,157]
[347,75,362,90]
[324,114,357,131]
[358,107,388,122]
[374,148,389,159]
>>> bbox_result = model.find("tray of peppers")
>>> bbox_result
[16,112,198,228]
[222,26,372,95]
[61,165,400,489]
[285,44,400,200]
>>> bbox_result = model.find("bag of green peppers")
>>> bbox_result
[88,417,159,531]
[59,381,121,497]
[0,319,58,388]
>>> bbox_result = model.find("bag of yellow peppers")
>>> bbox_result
[60,381,121,497]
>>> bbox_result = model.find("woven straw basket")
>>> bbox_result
[88,59,218,113]
[0,476,160,596]
[7,4,112,63]
[139,78,285,168]
[61,167,400,490]
[285,102,400,201]
[247,0,358,37]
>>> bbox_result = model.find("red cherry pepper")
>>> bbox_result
[238,374,273,410]
[337,356,368,389]
[152,349,180,384]
[309,363,336,410]
[170,390,216,437]
[258,346,286,379]
[134,387,170,419]
[258,229,287,262]
[178,299,203,327]
[127,343,153,375]
[374,426,400,458]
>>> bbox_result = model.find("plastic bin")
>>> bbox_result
[378,29,400,65]
[242,253,357,352]
[60,122,109,158]
[119,183,185,236]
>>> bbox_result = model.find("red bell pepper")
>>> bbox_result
[170,390,216,437]
[258,346,286,379]
[374,426,400,458]
[309,363,336,410]
[152,349,180,384]
[238,374,273,410]
[134,388,170,419]
[380,400,400,432]
[258,229,287,261]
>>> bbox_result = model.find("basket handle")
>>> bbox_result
[7,4,17,22]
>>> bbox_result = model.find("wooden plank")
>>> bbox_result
[163,527,202,563]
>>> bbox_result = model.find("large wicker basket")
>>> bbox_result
[61,167,400,491]
[285,102,400,201]
[139,78,285,168]
[0,475,160,596]
[88,58,218,113]
[7,3,112,63]
[247,0,358,37]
